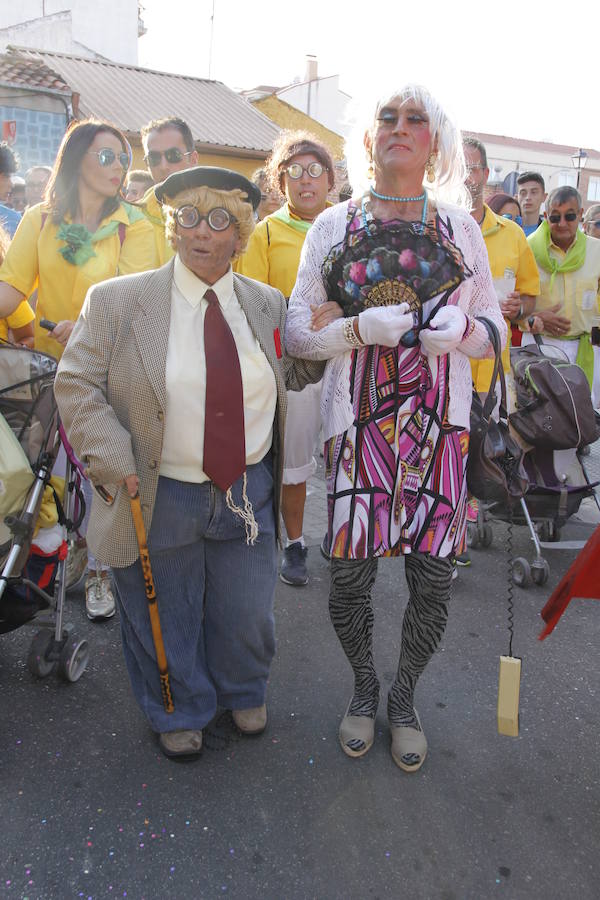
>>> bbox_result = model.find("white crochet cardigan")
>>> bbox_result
[285,200,506,441]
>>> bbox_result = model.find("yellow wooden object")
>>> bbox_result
[497,656,521,736]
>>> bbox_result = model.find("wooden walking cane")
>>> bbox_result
[129,493,174,714]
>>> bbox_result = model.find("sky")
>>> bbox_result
[138,0,599,151]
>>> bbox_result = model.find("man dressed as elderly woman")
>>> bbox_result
[286,85,505,771]
[54,167,323,758]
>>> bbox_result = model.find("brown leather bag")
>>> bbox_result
[466,318,528,506]
[509,340,600,450]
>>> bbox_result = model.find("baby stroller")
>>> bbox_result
[0,341,90,680]
[467,335,600,588]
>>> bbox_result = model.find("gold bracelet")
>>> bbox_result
[461,315,476,342]
[343,316,363,347]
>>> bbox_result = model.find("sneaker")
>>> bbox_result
[85,573,116,620]
[454,551,471,567]
[320,533,331,560]
[65,537,88,590]
[280,542,308,586]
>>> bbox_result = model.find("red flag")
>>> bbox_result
[539,524,600,640]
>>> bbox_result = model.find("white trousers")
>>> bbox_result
[282,381,322,485]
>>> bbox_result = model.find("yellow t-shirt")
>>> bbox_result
[0,299,35,342]
[0,202,158,358]
[235,205,308,297]
[529,234,600,336]
[471,205,540,391]
[140,186,174,267]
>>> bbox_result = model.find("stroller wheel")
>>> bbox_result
[58,635,89,682]
[27,630,57,678]
[466,524,480,549]
[531,559,550,587]
[511,557,532,588]
[480,524,493,548]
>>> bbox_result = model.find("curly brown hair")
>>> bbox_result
[265,130,335,194]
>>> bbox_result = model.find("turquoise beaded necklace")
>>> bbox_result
[361,192,428,233]
[370,186,425,203]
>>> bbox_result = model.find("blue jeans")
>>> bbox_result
[112,456,277,733]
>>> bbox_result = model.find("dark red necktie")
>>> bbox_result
[203,288,246,490]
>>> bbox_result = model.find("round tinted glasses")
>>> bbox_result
[174,206,236,231]
[88,148,130,168]
[285,162,328,180]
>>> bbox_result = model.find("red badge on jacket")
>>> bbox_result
[273,327,282,359]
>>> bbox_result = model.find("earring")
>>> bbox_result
[426,153,436,183]
[367,159,374,180]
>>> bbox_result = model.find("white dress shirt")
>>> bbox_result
[160,256,277,483]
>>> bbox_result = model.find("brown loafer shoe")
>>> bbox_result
[159,729,203,758]
[232,705,267,734]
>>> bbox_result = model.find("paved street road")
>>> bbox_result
[2,463,599,899]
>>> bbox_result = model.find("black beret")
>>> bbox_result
[154,166,261,210]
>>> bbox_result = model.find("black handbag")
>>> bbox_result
[466,318,528,506]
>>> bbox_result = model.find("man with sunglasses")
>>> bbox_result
[236,131,335,586]
[525,186,600,406]
[139,117,199,265]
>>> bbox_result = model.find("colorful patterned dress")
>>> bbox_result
[323,202,471,561]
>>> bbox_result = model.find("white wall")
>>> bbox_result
[483,139,584,195]
[0,1,139,64]
[278,76,351,138]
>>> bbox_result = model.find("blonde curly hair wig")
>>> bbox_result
[164,185,255,258]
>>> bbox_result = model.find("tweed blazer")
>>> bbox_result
[54,259,324,567]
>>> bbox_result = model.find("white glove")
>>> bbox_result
[357,303,413,347]
[418,306,467,356]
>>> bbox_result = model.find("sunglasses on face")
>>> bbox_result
[144,148,193,167]
[589,220,600,228]
[88,148,130,168]
[174,205,236,231]
[548,212,578,223]
[502,212,523,226]
[285,162,328,180]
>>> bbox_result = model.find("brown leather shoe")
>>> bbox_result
[158,729,203,757]
[232,705,267,734]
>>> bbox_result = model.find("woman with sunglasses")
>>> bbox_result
[0,118,156,357]
[237,131,336,587]
[0,119,157,621]
[487,192,523,227]
[286,85,505,772]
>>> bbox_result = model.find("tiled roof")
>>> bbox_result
[0,51,70,93]
[8,47,280,153]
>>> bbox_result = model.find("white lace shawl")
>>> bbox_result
[285,200,506,440]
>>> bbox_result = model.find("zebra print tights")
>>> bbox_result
[329,552,453,731]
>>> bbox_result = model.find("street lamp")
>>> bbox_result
[571,148,588,189]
